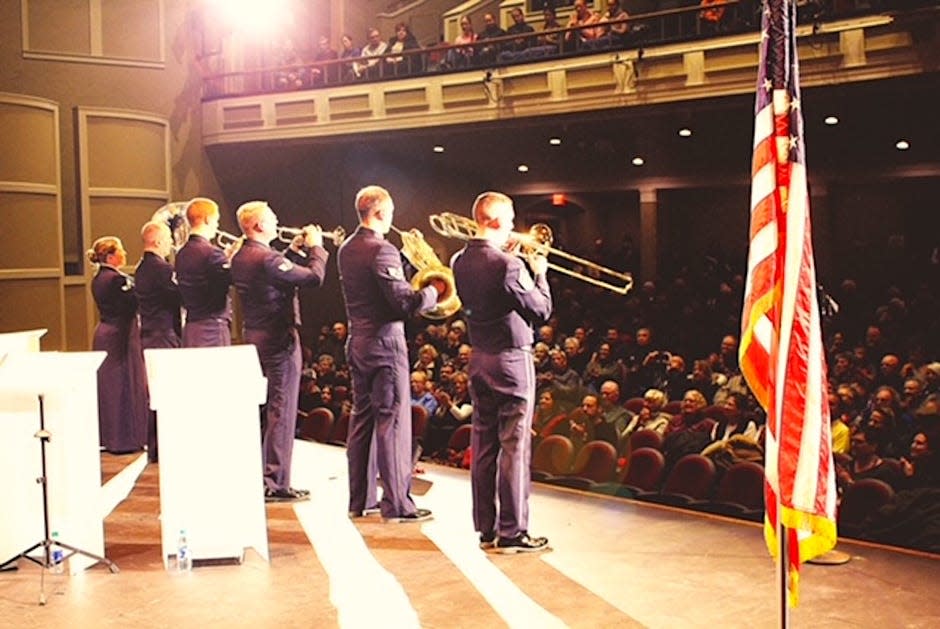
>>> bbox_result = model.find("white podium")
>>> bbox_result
[0,350,109,575]
[145,345,269,567]
[0,328,46,355]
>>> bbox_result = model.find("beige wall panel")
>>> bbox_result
[86,117,167,190]
[0,193,60,271]
[101,0,161,61]
[24,0,92,55]
[0,278,63,349]
[0,103,57,184]
[88,197,163,264]
[64,282,92,350]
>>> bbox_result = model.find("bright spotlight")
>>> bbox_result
[207,0,293,37]
[631,156,644,166]
[895,140,910,150]
[517,164,529,173]
[678,128,692,137]
[824,116,839,125]
[433,145,445,153]
[549,137,562,146]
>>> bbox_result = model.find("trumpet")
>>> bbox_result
[276,225,346,247]
[389,225,461,320]
[429,212,633,295]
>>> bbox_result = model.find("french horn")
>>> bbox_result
[390,225,461,320]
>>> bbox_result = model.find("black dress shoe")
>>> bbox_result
[265,487,311,503]
[383,508,433,523]
[495,533,550,554]
[479,532,496,550]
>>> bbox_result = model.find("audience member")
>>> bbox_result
[357,27,388,79]
[386,22,422,76]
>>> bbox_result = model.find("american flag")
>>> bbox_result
[739,0,837,607]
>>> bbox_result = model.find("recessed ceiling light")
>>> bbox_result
[631,156,644,166]
[433,145,444,153]
[824,116,839,125]
[517,164,529,173]
[549,137,562,146]
[895,140,910,150]
[678,128,692,137]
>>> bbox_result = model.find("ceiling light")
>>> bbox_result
[517,164,529,173]
[895,140,910,150]
[433,145,444,153]
[549,137,562,146]
[678,128,692,137]
[631,157,644,166]
[824,116,839,126]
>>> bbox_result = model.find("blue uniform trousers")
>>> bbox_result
[346,334,416,517]
[245,327,301,492]
[468,348,535,539]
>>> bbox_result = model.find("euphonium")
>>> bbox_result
[389,225,461,320]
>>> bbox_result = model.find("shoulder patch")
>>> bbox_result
[517,270,535,292]
[278,259,294,272]
[388,266,404,280]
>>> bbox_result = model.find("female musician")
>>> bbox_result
[87,236,148,454]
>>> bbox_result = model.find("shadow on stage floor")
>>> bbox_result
[1,441,937,628]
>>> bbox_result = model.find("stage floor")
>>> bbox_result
[2,441,938,628]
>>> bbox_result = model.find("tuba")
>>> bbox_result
[151,202,191,251]
[389,225,461,320]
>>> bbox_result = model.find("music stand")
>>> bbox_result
[0,394,118,605]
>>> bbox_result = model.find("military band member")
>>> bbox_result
[134,220,182,462]
[451,191,552,553]
[87,236,149,454]
[175,197,232,347]
[338,185,445,521]
[231,201,329,502]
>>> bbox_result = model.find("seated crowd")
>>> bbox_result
[269,0,748,90]
[294,231,939,551]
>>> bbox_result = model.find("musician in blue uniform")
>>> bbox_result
[175,197,233,347]
[451,191,553,553]
[338,185,445,522]
[134,220,181,462]
[231,201,328,502]
[87,236,149,454]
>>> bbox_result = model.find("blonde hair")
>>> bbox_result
[236,200,270,234]
[354,185,391,221]
[86,236,122,266]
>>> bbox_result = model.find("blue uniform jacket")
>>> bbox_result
[230,239,329,335]
[337,226,437,337]
[175,234,232,321]
[134,251,181,337]
[451,239,552,352]
[92,266,137,324]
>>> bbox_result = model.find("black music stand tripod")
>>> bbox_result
[0,394,119,605]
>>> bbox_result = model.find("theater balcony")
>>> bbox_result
[200,4,938,148]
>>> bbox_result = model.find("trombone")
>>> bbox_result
[428,212,633,295]
[277,226,346,247]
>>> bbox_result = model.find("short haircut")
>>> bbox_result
[471,191,512,227]
[355,185,391,222]
[140,220,169,246]
[186,197,219,227]
[236,200,269,234]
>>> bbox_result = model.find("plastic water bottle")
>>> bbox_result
[51,531,64,574]
[176,529,192,572]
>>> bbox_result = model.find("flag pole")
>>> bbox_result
[777,518,789,628]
